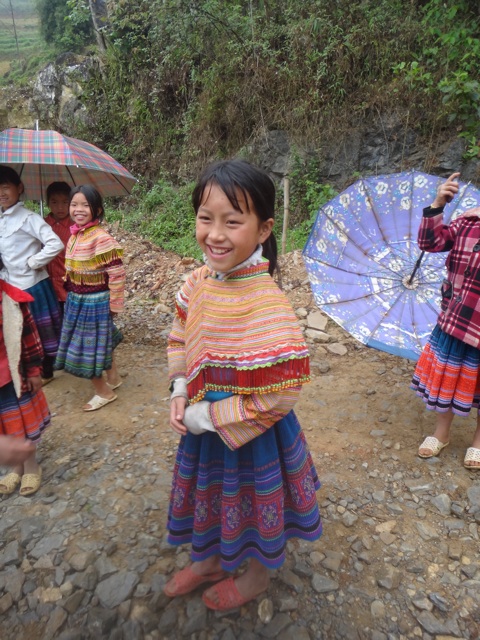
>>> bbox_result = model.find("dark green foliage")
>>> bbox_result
[35,0,94,51]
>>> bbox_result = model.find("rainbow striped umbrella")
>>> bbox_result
[0,128,136,199]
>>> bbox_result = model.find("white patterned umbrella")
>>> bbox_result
[303,170,480,360]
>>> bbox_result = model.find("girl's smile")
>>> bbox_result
[196,184,273,273]
[70,193,94,226]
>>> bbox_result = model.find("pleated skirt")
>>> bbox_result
[26,278,62,358]
[0,381,51,442]
[411,325,480,416]
[167,394,322,571]
[55,291,123,379]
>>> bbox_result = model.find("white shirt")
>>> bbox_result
[0,201,64,290]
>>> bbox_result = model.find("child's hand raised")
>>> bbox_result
[432,172,460,208]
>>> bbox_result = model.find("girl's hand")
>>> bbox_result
[432,172,460,208]
[170,396,188,435]
[27,376,42,393]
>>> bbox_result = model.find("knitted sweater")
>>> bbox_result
[168,260,310,449]
[65,223,125,313]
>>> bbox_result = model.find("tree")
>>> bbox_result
[36,0,94,51]
[88,0,108,51]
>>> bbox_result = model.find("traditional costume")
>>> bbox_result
[55,220,125,379]
[0,280,50,442]
[167,250,322,570]
[412,205,480,415]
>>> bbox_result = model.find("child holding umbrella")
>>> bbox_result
[412,172,480,469]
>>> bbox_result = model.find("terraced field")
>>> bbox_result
[0,0,42,77]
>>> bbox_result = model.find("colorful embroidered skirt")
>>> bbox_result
[26,278,62,358]
[55,291,123,379]
[411,325,480,416]
[0,381,51,442]
[167,393,322,571]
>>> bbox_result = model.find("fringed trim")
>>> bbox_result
[65,248,123,271]
[67,272,108,286]
[187,356,310,404]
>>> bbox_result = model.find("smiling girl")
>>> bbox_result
[54,185,125,411]
[164,160,322,610]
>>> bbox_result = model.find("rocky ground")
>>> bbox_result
[1,231,480,640]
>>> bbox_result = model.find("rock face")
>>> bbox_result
[29,53,95,131]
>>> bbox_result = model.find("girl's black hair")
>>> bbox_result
[46,181,71,202]
[0,165,22,186]
[192,159,278,275]
[69,184,104,221]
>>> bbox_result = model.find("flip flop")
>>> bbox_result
[418,436,449,459]
[164,565,226,598]
[107,381,123,390]
[41,377,54,387]
[202,576,262,611]
[19,468,42,496]
[83,394,117,412]
[0,472,22,495]
[464,447,480,469]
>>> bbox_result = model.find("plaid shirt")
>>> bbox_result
[418,206,480,348]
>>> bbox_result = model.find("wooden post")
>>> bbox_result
[281,175,290,255]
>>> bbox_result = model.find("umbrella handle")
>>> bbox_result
[407,251,425,285]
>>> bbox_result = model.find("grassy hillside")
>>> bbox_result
[0,0,43,77]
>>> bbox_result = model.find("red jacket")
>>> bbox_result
[44,214,71,302]
[418,206,480,349]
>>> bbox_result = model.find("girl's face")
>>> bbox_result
[196,183,273,273]
[70,192,94,227]
[0,181,23,211]
[48,194,70,221]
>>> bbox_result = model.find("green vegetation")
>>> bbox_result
[4,0,480,255]
[0,0,48,82]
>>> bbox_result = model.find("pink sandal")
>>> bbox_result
[164,565,226,597]
[202,576,260,611]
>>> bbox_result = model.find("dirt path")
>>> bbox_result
[1,240,480,639]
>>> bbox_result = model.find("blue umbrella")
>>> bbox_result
[302,170,480,360]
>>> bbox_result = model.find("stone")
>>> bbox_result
[326,343,348,356]
[30,534,65,560]
[95,571,139,608]
[370,600,385,617]
[431,494,451,516]
[306,311,328,331]
[0,541,22,567]
[377,566,401,590]
[43,606,68,640]
[63,589,86,615]
[258,598,274,624]
[311,574,339,593]
[0,592,13,614]
[416,522,439,540]
[260,613,292,638]
[87,607,118,635]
